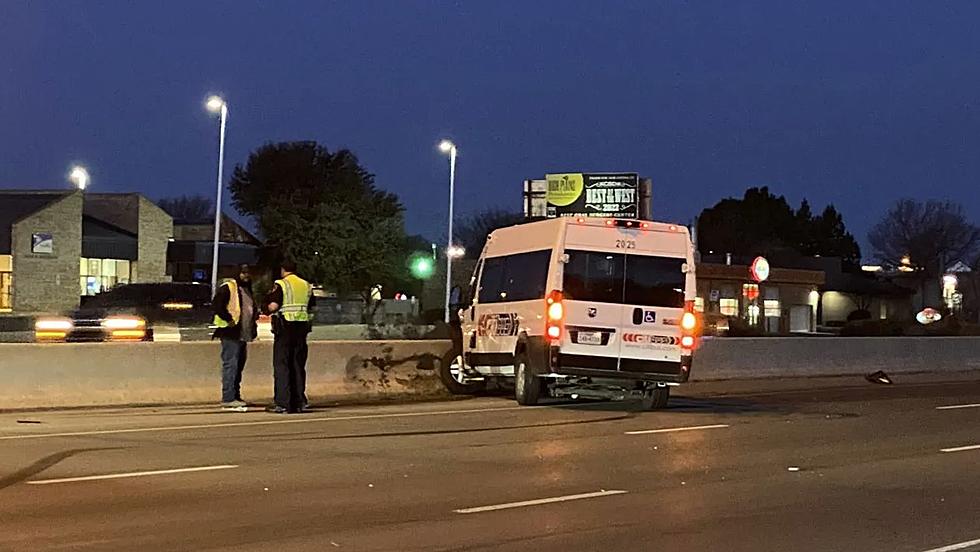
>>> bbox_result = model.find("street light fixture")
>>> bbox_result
[205,95,228,294]
[68,165,90,190]
[447,245,466,259]
[438,139,458,323]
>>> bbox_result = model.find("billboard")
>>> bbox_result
[544,173,639,218]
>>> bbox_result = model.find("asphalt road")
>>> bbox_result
[3,374,980,552]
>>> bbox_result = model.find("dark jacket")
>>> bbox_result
[212,280,259,341]
[264,281,316,338]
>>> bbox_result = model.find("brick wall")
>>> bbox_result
[11,192,83,313]
[133,196,173,283]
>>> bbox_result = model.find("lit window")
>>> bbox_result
[694,297,705,313]
[79,257,133,296]
[720,298,738,316]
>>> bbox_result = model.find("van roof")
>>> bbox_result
[483,217,690,257]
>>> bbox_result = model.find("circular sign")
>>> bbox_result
[750,256,770,283]
[916,308,942,325]
[545,173,584,207]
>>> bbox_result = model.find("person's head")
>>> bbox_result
[237,264,252,283]
[280,259,297,278]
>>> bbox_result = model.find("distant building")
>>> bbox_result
[0,190,172,314]
[166,214,261,283]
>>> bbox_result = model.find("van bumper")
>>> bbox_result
[551,350,692,384]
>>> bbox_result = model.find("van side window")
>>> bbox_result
[477,250,551,303]
[500,250,551,302]
[478,257,505,303]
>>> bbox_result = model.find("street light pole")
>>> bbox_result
[206,96,228,294]
[439,140,457,324]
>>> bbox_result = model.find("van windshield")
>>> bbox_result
[562,250,685,308]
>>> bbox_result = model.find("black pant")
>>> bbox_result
[273,331,308,412]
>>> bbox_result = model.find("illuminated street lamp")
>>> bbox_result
[447,245,466,259]
[438,139,458,323]
[205,95,228,294]
[68,165,90,190]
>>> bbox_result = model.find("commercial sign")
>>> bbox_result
[31,233,53,254]
[544,173,639,218]
[750,256,770,283]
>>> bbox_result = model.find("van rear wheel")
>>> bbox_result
[641,385,670,410]
[514,351,541,406]
[439,350,486,395]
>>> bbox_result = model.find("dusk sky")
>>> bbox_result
[4,1,980,257]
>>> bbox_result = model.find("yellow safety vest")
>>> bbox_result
[276,274,312,322]
[213,279,240,328]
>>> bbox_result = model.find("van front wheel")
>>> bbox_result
[514,352,541,406]
[439,350,486,395]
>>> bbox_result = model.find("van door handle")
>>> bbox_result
[632,308,642,325]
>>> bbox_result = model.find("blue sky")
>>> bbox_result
[3,1,980,254]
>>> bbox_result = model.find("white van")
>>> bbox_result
[442,217,698,409]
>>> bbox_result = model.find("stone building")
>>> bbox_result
[0,190,173,314]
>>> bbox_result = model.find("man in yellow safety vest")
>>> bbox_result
[264,259,314,413]
[213,264,259,411]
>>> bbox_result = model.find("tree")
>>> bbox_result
[696,187,859,262]
[228,141,408,309]
[454,209,524,257]
[868,199,980,275]
[156,195,213,224]
[808,205,861,266]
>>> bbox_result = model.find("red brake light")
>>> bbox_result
[605,219,614,226]
[546,290,564,341]
[641,222,650,229]
[681,300,699,351]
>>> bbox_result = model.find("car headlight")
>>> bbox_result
[35,318,74,331]
[102,316,146,330]
[35,317,73,341]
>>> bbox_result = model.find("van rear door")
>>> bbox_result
[560,250,624,367]
[619,252,686,365]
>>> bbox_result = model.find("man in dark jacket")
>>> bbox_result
[263,260,315,414]
[213,264,260,411]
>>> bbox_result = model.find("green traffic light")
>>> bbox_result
[410,254,434,279]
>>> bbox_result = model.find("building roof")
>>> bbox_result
[82,193,141,234]
[0,191,75,254]
[173,214,262,245]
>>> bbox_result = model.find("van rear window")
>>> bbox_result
[562,250,685,308]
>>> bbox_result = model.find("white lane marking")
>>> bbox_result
[918,537,980,552]
[27,464,238,485]
[454,490,628,514]
[624,424,730,435]
[937,403,980,410]
[940,444,980,453]
[0,405,537,441]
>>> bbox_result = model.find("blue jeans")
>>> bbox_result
[220,339,248,403]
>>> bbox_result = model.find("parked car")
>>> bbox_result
[35,283,213,342]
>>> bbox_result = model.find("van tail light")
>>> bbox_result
[546,290,564,342]
[681,300,699,352]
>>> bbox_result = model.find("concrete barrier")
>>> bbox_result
[4,336,980,410]
[0,340,453,410]
[692,336,980,380]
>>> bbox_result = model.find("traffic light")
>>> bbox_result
[409,253,435,279]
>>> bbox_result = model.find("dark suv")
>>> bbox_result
[63,283,213,342]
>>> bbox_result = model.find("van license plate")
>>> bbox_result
[577,331,602,345]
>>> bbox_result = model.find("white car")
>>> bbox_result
[443,217,698,409]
